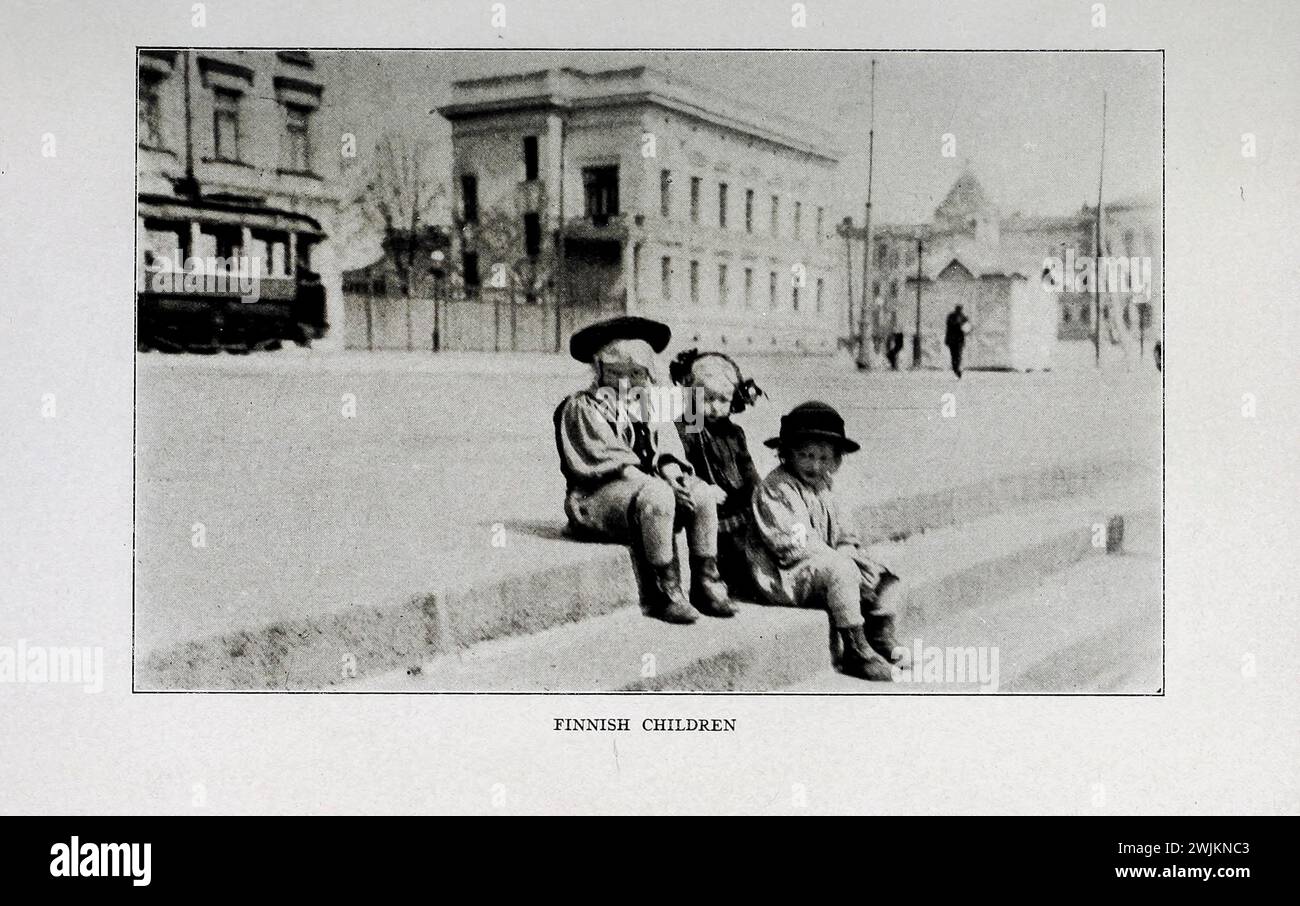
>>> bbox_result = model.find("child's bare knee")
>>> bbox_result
[809,549,858,588]
[687,482,717,512]
[634,480,676,520]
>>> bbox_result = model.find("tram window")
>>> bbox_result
[199,224,242,263]
[142,219,185,267]
[252,230,289,276]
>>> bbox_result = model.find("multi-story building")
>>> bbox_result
[136,49,345,350]
[437,66,844,355]
[871,171,1161,365]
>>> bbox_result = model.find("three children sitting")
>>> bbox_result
[554,315,906,681]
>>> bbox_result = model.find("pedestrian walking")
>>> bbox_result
[944,304,971,377]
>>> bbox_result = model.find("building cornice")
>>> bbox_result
[437,67,839,164]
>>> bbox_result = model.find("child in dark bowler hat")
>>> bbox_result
[554,316,736,623]
[746,401,910,681]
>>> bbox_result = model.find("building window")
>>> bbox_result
[283,103,312,173]
[718,183,728,228]
[523,135,539,182]
[875,240,888,266]
[523,213,542,257]
[462,251,481,290]
[794,202,802,239]
[690,260,700,304]
[769,271,777,308]
[276,51,314,68]
[690,177,701,223]
[816,207,824,245]
[460,174,479,224]
[583,165,619,224]
[745,189,754,233]
[138,71,166,148]
[816,278,824,312]
[770,195,779,235]
[744,267,753,306]
[718,264,728,306]
[212,87,243,162]
[1063,308,1072,325]
[661,256,672,301]
[660,169,671,218]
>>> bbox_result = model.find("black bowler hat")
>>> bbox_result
[764,401,861,453]
[568,316,672,363]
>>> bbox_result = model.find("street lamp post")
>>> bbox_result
[431,249,445,352]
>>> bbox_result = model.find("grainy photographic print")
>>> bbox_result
[133,48,1163,695]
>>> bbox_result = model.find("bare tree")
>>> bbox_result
[474,206,555,305]
[354,132,446,298]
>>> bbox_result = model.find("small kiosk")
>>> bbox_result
[905,247,1057,371]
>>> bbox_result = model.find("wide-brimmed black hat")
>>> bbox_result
[764,401,861,453]
[568,316,671,363]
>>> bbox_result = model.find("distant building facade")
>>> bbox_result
[136,49,346,349]
[438,66,844,355]
[872,171,1161,365]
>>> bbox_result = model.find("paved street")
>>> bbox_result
[134,346,1161,654]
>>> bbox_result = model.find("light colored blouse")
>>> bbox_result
[554,385,692,490]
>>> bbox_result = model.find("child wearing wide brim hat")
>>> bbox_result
[553,316,736,623]
[746,401,910,680]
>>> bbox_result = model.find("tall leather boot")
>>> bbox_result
[649,556,699,624]
[689,555,738,617]
[836,624,895,681]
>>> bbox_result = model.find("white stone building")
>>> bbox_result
[438,66,845,355]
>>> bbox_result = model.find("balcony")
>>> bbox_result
[562,212,630,241]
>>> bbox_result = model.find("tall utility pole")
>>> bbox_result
[855,59,877,370]
[912,236,924,367]
[842,218,855,342]
[1093,91,1107,368]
